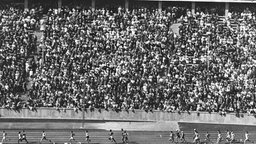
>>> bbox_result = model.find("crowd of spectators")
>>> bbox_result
[178,9,256,115]
[28,7,180,112]
[1,3,256,115]
[0,7,38,110]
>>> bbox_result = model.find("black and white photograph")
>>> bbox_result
[0,0,256,143]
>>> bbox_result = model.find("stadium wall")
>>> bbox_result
[0,108,255,131]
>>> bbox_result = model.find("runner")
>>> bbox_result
[169,131,174,143]
[122,130,128,144]
[176,130,181,143]
[18,131,22,144]
[85,130,91,144]
[226,129,231,142]
[205,131,213,144]
[108,129,117,144]
[1,131,10,143]
[40,131,52,144]
[193,129,200,144]
[121,129,125,143]
[230,131,235,143]
[69,131,77,144]
[180,131,186,143]
[22,130,29,144]
[18,131,29,144]
[216,130,223,144]
[244,131,251,144]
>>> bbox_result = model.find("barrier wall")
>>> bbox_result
[1,108,256,130]
[0,108,255,124]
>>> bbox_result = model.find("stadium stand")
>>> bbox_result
[0,0,256,116]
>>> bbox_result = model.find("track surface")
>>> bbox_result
[1,123,256,144]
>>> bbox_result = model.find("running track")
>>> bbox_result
[1,123,256,144]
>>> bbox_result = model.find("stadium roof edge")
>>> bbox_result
[138,0,256,3]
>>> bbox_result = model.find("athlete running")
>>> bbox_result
[169,131,174,143]
[180,131,186,143]
[193,129,200,144]
[230,131,235,143]
[69,131,77,144]
[226,129,231,142]
[122,130,128,144]
[205,131,213,144]
[40,131,52,143]
[216,130,223,144]
[176,130,181,143]
[18,130,29,144]
[22,130,29,144]
[18,131,22,144]
[121,129,125,143]
[1,131,10,143]
[85,130,91,143]
[244,131,251,144]
[108,129,117,144]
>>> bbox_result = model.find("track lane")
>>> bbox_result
[0,129,255,144]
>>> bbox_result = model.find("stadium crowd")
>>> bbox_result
[1,4,256,115]
[0,7,38,110]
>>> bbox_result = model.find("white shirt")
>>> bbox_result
[245,133,249,139]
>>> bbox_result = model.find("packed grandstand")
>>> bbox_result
[0,0,256,116]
